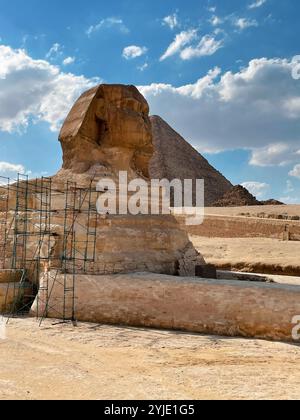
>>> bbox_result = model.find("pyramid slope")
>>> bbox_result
[149,116,233,206]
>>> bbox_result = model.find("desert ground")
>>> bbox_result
[187,204,300,276]
[0,317,299,400]
[191,236,300,275]
[1,205,299,401]
[205,204,300,218]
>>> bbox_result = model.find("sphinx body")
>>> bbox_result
[51,84,205,276]
[0,85,204,289]
[0,84,206,322]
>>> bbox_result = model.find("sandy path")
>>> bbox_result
[0,318,299,400]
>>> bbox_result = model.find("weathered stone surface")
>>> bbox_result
[58,84,153,179]
[0,84,205,279]
[178,213,300,241]
[261,199,285,206]
[0,283,15,312]
[0,270,22,284]
[32,272,300,342]
[213,185,261,207]
[149,116,233,206]
[0,270,31,312]
[53,84,205,276]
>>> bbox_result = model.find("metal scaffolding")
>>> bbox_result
[0,174,99,325]
[0,176,10,270]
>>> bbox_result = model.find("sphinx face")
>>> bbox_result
[95,85,152,150]
[59,84,154,177]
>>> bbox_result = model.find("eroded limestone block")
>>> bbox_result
[32,272,300,342]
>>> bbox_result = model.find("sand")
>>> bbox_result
[0,317,299,400]
[191,236,300,276]
[1,204,299,400]
[205,204,300,218]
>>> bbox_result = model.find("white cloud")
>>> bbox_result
[139,58,300,168]
[46,43,63,60]
[0,163,49,184]
[289,164,300,179]
[180,35,224,60]
[122,45,147,60]
[160,28,224,62]
[234,18,258,30]
[0,44,99,132]
[86,18,129,37]
[283,97,300,118]
[213,28,225,36]
[286,180,294,193]
[249,144,294,167]
[279,195,300,204]
[63,56,75,66]
[160,29,197,61]
[0,161,27,184]
[137,62,148,72]
[241,181,270,199]
[0,161,25,174]
[248,0,267,9]
[163,14,179,30]
[209,15,223,26]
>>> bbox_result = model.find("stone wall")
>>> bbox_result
[0,270,22,284]
[32,272,300,342]
[0,270,27,313]
[0,284,18,312]
[180,215,300,241]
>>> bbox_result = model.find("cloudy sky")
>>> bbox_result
[0,0,300,202]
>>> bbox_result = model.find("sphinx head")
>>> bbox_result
[59,84,153,178]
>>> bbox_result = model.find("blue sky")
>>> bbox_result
[0,0,300,202]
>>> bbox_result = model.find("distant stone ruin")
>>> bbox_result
[212,185,261,207]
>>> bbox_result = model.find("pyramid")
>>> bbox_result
[149,116,233,206]
[212,185,261,207]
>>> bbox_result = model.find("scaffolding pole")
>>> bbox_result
[0,175,99,326]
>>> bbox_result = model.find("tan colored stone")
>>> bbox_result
[0,84,205,280]
[58,84,153,179]
[0,270,32,312]
[32,272,300,342]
